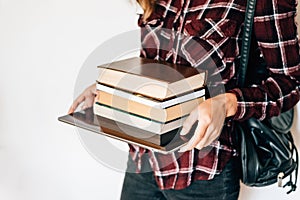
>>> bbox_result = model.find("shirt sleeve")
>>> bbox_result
[230,0,300,121]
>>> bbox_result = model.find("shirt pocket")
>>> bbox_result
[183,18,241,60]
[184,18,239,41]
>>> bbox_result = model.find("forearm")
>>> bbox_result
[230,0,300,121]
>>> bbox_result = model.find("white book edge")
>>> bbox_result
[96,84,205,109]
[93,103,187,134]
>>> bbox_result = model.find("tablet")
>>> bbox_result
[58,107,195,154]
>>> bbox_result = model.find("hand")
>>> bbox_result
[179,93,237,152]
[68,83,97,114]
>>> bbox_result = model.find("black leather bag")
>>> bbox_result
[235,112,298,191]
[234,0,299,193]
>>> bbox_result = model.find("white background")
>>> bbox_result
[0,0,300,199]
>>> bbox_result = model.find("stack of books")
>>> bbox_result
[93,57,207,146]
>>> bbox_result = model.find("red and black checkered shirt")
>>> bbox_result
[130,0,300,190]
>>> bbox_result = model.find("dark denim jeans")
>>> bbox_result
[121,154,240,200]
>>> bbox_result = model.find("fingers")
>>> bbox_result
[179,121,207,152]
[177,94,229,152]
[180,119,224,152]
[180,108,199,136]
[67,83,97,114]
[194,125,219,150]
[81,95,95,110]
[68,94,85,114]
[67,107,75,114]
[179,105,207,152]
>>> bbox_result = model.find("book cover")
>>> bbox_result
[97,57,206,100]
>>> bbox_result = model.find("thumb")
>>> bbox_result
[180,109,199,136]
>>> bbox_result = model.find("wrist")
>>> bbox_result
[225,93,238,117]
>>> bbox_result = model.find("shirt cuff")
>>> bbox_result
[227,88,246,121]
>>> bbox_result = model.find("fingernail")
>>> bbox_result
[67,108,73,114]
[178,148,185,153]
[178,146,188,152]
[180,128,187,136]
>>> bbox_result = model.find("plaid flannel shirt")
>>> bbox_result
[130,0,300,190]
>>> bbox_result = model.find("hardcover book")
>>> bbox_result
[93,103,188,134]
[95,84,205,123]
[59,57,207,152]
[97,57,206,100]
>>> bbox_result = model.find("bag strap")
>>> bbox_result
[239,0,298,193]
[283,133,298,194]
[237,0,257,87]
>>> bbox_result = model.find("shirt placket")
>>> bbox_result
[173,0,191,64]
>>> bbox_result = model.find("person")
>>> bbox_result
[68,0,300,199]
